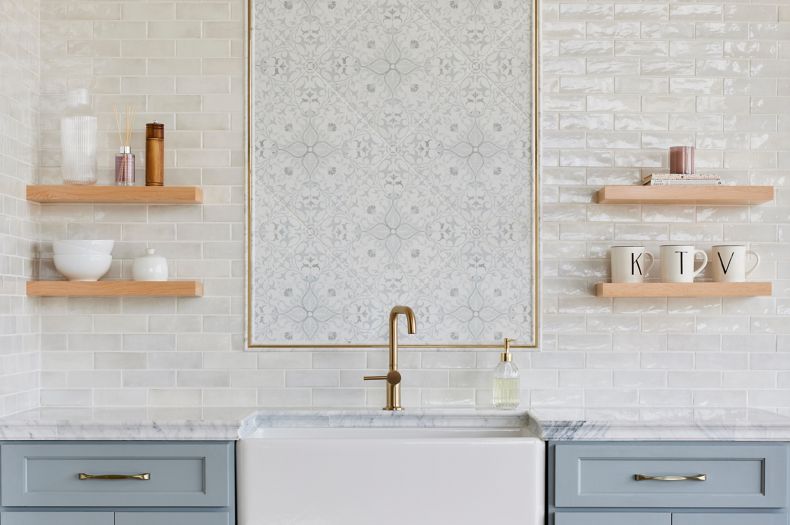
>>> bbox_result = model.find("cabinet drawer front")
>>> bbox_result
[116,512,231,525]
[556,512,670,525]
[2,512,113,525]
[672,513,787,525]
[1,443,233,508]
[554,443,787,508]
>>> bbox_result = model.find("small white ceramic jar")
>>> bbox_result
[132,248,168,281]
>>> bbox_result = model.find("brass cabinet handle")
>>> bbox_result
[78,473,150,481]
[635,474,706,482]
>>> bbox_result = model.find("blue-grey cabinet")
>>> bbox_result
[0,442,235,524]
[1,442,232,507]
[555,512,670,524]
[672,513,787,525]
[115,512,232,525]
[549,442,790,525]
[1,512,113,525]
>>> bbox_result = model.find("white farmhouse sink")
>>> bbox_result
[237,410,545,525]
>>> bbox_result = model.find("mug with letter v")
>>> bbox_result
[611,246,655,283]
[711,245,759,282]
[660,245,708,283]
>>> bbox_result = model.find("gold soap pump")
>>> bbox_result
[493,338,520,409]
[501,338,513,362]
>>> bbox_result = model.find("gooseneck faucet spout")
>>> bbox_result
[364,305,417,411]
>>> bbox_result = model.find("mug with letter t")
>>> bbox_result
[660,245,708,283]
[611,246,655,283]
[711,245,759,282]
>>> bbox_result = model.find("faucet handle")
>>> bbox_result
[363,370,401,385]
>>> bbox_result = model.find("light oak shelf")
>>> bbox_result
[26,185,203,204]
[27,280,203,297]
[595,282,772,298]
[595,185,774,205]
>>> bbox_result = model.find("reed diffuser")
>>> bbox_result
[113,105,136,186]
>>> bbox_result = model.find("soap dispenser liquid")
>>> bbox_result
[493,338,520,409]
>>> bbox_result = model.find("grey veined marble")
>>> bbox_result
[2,407,790,441]
[240,408,790,441]
[238,408,535,438]
[0,408,242,441]
[532,408,790,441]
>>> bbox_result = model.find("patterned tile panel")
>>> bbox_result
[250,0,536,346]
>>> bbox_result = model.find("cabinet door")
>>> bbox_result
[554,443,787,509]
[672,513,787,525]
[1,442,233,507]
[115,512,231,525]
[1,512,113,525]
[555,512,670,525]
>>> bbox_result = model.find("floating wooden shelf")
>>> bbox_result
[26,185,203,204]
[595,185,774,205]
[27,280,203,297]
[595,282,772,298]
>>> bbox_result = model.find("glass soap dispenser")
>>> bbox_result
[493,338,520,409]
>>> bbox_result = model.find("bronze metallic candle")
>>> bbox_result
[145,122,164,186]
[669,146,695,175]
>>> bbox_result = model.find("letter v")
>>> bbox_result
[718,252,734,274]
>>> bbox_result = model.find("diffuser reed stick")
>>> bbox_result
[113,105,136,149]
[113,105,136,186]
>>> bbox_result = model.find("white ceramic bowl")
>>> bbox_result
[53,240,114,255]
[53,244,108,256]
[53,253,112,281]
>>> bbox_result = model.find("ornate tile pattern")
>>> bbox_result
[250,0,536,346]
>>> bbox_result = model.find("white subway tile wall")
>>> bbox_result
[0,0,40,416]
[542,0,790,419]
[36,0,247,417]
[4,0,786,418]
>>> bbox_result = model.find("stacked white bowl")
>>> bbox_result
[53,240,114,281]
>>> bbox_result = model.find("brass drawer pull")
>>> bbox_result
[635,474,706,482]
[78,473,150,481]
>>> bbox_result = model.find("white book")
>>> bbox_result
[644,179,722,186]
[644,173,720,182]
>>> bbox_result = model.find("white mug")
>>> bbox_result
[711,245,759,282]
[611,246,654,283]
[660,245,708,283]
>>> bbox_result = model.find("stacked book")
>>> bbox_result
[642,173,722,186]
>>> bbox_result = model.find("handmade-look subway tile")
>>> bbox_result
[3,0,785,415]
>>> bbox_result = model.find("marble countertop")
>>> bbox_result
[0,408,242,441]
[237,408,534,438]
[2,407,790,441]
[532,408,790,441]
[0,408,533,441]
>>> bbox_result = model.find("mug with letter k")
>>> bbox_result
[611,246,655,283]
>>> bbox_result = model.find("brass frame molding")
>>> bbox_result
[245,0,540,350]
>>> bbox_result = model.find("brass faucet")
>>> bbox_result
[364,305,417,411]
